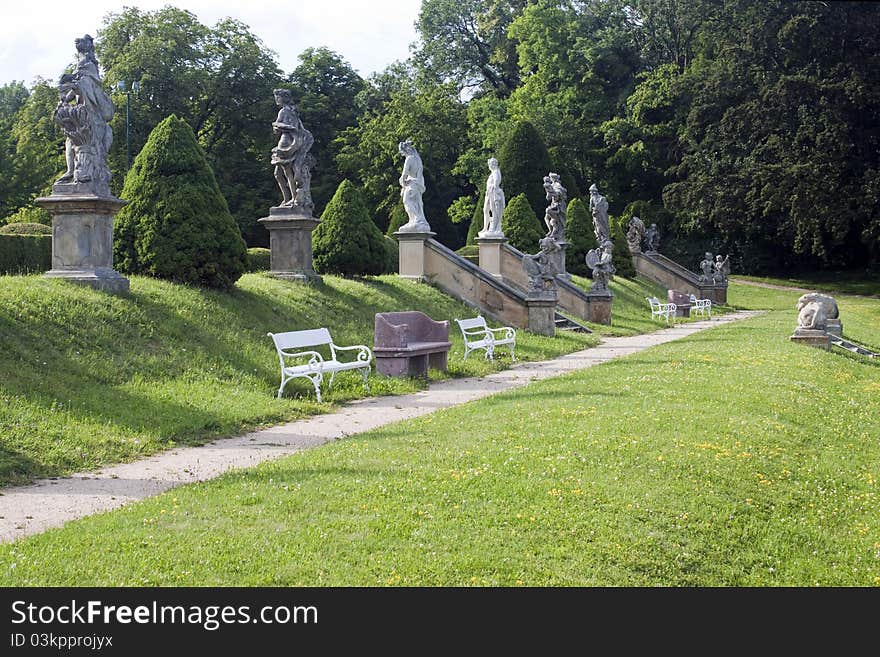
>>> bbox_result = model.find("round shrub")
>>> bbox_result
[314,180,389,277]
[0,222,52,235]
[3,205,51,227]
[501,193,544,253]
[113,114,247,290]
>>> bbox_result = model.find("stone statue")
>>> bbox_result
[523,236,560,295]
[588,183,610,245]
[397,139,431,232]
[542,172,567,242]
[796,293,839,329]
[643,223,660,253]
[54,34,115,197]
[713,254,730,284]
[626,216,645,253]
[479,157,505,237]
[698,252,715,283]
[585,239,616,293]
[271,88,315,212]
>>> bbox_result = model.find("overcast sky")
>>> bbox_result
[0,1,424,86]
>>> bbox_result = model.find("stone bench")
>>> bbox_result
[667,289,693,317]
[373,311,451,377]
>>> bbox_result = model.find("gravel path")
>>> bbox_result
[0,311,761,544]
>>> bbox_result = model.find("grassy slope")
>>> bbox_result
[731,272,880,298]
[2,281,876,586]
[0,273,666,487]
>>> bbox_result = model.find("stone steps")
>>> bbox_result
[555,312,592,333]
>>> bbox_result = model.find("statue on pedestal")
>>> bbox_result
[698,252,715,284]
[586,240,616,293]
[588,183,610,245]
[271,88,315,213]
[713,254,730,284]
[479,157,505,237]
[643,223,660,253]
[54,34,115,197]
[542,172,567,242]
[523,237,560,295]
[397,139,431,233]
[626,216,645,253]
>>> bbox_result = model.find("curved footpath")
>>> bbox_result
[0,311,761,544]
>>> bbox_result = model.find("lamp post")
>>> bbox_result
[116,79,140,169]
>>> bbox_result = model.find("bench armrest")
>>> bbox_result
[331,343,373,363]
[280,349,324,369]
[487,326,516,340]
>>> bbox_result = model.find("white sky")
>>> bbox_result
[0,1,424,86]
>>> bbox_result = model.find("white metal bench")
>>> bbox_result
[688,294,712,317]
[267,328,372,402]
[646,296,676,324]
[454,315,516,361]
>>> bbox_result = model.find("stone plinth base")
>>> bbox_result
[525,296,557,336]
[259,207,322,283]
[476,235,507,279]
[586,293,612,325]
[375,349,449,378]
[825,319,843,337]
[35,193,129,295]
[395,230,435,280]
[549,240,569,280]
[668,289,692,317]
[790,328,831,350]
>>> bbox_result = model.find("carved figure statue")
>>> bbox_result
[542,172,567,242]
[523,236,560,294]
[626,216,645,253]
[54,34,115,197]
[586,239,616,293]
[796,293,839,329]
[271,89,315,212]
[397,139,431,232]
[479,157,505,237]
[643,223,660,253]
[588,183,610,245]
[698,252,715,283]
[713,254,730,284]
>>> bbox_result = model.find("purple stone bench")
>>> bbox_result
[373,311,451,377]
[667,289,692,317]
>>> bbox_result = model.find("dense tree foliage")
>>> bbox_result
[114,115,246,290]
[1,0,877,271]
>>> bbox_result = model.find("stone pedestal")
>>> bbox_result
[258,207,322,283]
[525,295,558,336]
[789,328,831,350]
[825,319,843,337]
[550,240,570,280]
[395,230,435,280]
[476,234,507,279]
[586,293,613,325]
[35,193,129,294]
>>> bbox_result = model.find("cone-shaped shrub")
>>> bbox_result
[466,192,483,245]
[565,197,596,275]
[114,115,246,290]
[314,180,389,277]
[502,193,544,253]
[385,203,409,237]
[496,121,553,219]
[610,216,636,278]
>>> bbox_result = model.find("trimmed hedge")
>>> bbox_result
[0,222,52,236]
[0,235,51,274]
[245,247,271,272]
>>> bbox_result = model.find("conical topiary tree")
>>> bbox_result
[466,192,483,245]
[314,180,388,277]
[385,203,408,237]
[610,215,636,278]
[114,114,246,290]
[565,197,597,276]
[502,193,544,253]
[496,121,553,220]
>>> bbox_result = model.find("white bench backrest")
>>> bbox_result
[269,328,333,352]
[456,316,487,331]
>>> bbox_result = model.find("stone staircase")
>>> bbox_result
[829,335,878,358]
[554,312,592,333]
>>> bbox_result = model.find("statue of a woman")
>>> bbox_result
[479,157,505,237]
[589,184,610,245]
[54,34,115,196]
[271,88,315,211]
[397,140,431,232]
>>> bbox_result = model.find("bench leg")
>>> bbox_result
[361,365,370,391]
[509,343,516,361]
[428,350,448,373]
[485,344,494,361]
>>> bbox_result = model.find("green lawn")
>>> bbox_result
[731,271,880,298]
[2,281,877,586]
[0,272,671,487]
